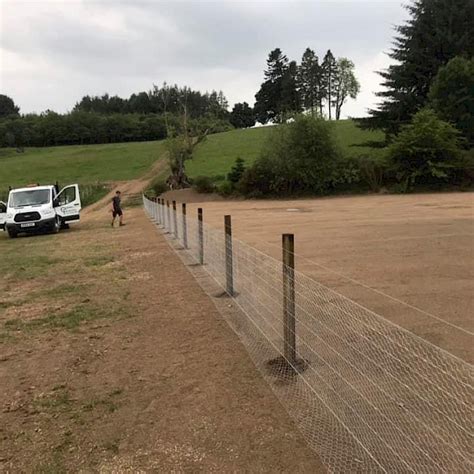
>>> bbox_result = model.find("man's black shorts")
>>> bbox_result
[113,209,123,218]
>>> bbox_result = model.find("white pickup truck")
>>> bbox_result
[0,184,81,238]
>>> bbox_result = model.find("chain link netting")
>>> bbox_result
[144,197,473,473]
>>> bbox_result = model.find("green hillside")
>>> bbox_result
[0,120,383,201]
[0,140,166,192]
[187,119,384,182]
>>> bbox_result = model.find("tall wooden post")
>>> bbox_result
[166,200,171,233]
[198,208,204,264]
[159,198,164,226]
[161,199,166,229]
[282,234,296,364]
[182,203,188,249]
[172,201,178,238]
[154,197,159,224]
[224,215,234,296]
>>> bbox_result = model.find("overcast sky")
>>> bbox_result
[0,0,408,118]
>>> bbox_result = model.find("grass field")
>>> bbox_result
[0,120,383,201]
[187,119,384,182]
[0,140,166,193]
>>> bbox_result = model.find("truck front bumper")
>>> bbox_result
[6,218,56,234]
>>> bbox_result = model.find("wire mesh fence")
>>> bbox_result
[144,196,473,473]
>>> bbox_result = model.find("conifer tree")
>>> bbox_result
[364,0,474,135]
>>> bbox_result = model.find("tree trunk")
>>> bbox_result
[328,77,332,120]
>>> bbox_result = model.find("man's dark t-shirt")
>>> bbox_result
[112,195,122,216]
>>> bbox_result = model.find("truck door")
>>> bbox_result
[0,201,6,230]
[54,184,81,222]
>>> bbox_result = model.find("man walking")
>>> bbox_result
[111,190,125,227]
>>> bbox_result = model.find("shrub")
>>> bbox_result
[149,178,167,196]
[227,157,246,184]
[328,158,361,191]
[354,154,389,192]
[238,156,277,197]
[193,176,215,193]
[217,180,233,196]
[388,108,462,191]
[240,115,341,196]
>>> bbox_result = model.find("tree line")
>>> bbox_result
[0,85,232,148]
[227,47,360,129]
[74,84,229,119]
[253,48,360,123]
[0,44,361,148]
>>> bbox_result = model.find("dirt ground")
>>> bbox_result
[0,191,324,471]
[178,192,474,363]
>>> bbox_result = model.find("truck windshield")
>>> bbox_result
[9,189,51,208]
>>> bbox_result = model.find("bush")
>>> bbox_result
[238,156,277,197]
[217,180,233,196]
[193,176,215,193]
[227,157,246,184]
[240,115,341,196]
[388,108,463,191]
[328,158,361,191]
[354,154,389,192]
[149,177,168,196]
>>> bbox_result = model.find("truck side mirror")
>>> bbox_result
[53,198,59,207]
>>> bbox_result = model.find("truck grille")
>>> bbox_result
[14,212,41,222]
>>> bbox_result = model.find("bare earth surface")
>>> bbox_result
[0,189,324,471]
[180,192,474,363]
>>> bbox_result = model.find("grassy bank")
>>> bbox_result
[0,140,166,191]
[186,120,384,182]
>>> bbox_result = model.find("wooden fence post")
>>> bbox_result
[161,199,166,229]
[198,208,204,264]
[166,200,171,233]
[159,198,164,226]
[182,203,188,249]
[224,215,234,296]
[172,200,178,239]
[282,234,296,364]
[154,197,159,224]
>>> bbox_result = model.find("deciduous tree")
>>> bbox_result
[230,102,255,128]
[429,56,474,146]
[0,95,19,118]
[333,58,360,120]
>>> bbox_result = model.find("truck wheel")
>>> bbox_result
[52,217,60,234]
[7,229,18,238]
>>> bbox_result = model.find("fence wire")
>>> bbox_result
[144,197,474,473]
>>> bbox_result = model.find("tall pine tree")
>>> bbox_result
[281,60,302,117]
[254,48,292,123]
[322,50,337,119]
[364,0,474,136]
[298,48,322,116]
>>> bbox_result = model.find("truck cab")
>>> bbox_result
[0,184,81,238]
[0,201,6,231]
